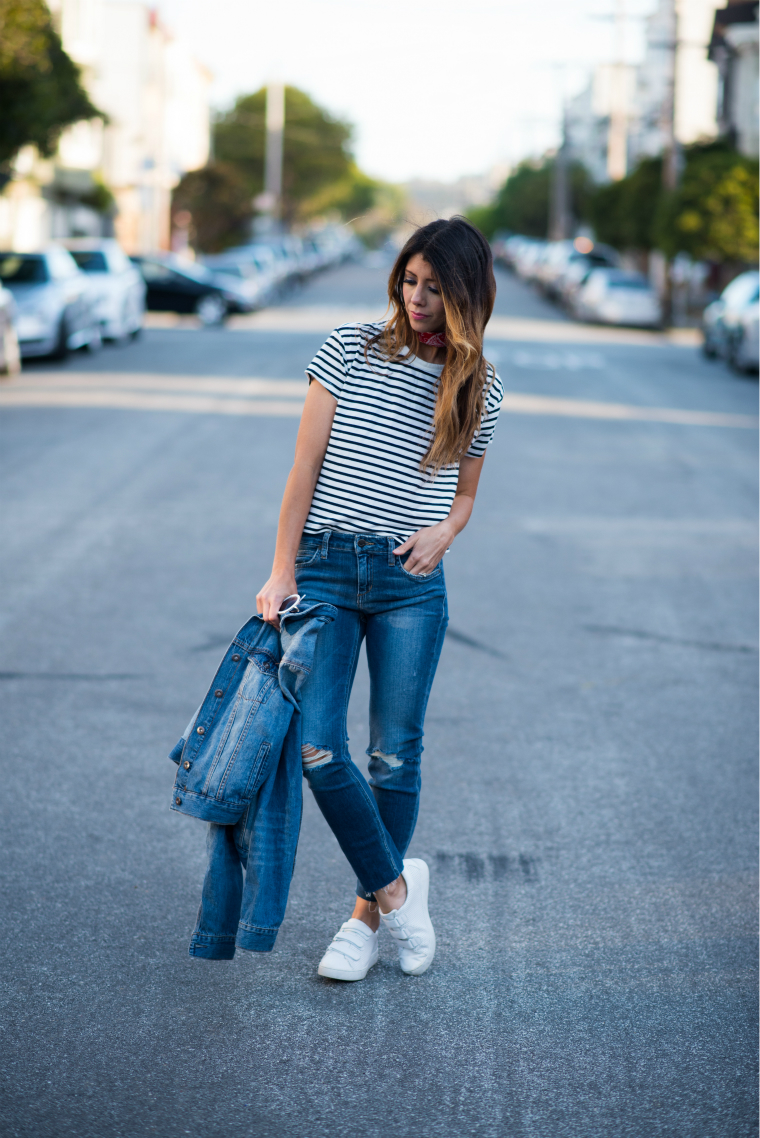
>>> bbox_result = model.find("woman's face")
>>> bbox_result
[402,254,446,334]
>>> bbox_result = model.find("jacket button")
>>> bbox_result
[231,654,241,662]
[196,726,205,735]
[183,760,192,770]
[175,796,182,805]
[214,689,223,698]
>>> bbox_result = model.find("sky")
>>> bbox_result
[153,0,660,184]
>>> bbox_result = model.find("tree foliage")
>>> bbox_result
[589,142,758,264]
[0,0,104,168]
[213,86,356,224]
[171,162,253,253]
[468,157,593,239]
[655,143,758,263]
[588,155,662,251]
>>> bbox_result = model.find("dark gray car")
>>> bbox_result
[0,247,101,359]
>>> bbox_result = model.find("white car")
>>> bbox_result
[63,239,145,341]
[0,247,102,358]
[730,301,759,374]
[575,269,662,328]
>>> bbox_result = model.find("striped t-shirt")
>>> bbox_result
[303,322,504,541]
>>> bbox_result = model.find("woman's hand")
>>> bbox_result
[256,572,298,630]
[394,520,454,576]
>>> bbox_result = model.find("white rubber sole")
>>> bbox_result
[317,946,379,982]
[401,929,436,976]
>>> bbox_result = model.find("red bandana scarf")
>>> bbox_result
[417,330,447,348]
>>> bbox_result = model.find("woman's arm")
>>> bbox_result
[256,380,337,626]
[393,454,486,576]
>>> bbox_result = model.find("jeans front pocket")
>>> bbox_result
[295,542,321,567]
[397,555,442,580]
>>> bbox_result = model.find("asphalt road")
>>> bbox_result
[1,262,757,1138]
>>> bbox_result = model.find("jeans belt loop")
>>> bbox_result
[387,537,395,566]
[320,531,331,559]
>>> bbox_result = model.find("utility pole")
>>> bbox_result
[549,104,571,240]
[262,82,285,226]
[607,0,629,180]
[661,0,680,191]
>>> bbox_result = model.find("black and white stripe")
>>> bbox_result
[303,323,504,542]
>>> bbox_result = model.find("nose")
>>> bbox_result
[410,282,427,307]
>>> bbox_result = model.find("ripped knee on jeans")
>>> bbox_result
[370,748,403,769]
[301,744,332,770]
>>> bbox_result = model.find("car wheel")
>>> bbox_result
[50,317,70,360]
[195,293,227,326]
[86,326,102,353]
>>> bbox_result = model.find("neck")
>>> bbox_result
[416,341,445,364]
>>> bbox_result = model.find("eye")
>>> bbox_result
[403,276,416,285]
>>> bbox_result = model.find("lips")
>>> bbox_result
[410,310,428,321]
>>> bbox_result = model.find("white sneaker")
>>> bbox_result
[317,918,379,981]
[379,858,436,976]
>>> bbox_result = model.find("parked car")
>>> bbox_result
[63,239,145,341]
[702,271,760,360]
[201,248,279,307]
[574,269,662,327]
[729,300,759,374]
[0,283,20,375]
[130,255,256,323]
[0,247,101,358]
[558,246,620,311]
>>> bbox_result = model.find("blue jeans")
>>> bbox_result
[294,531,448,899]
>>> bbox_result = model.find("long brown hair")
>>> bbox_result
[367,217,496,473]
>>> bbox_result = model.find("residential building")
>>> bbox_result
[709,1,759,156]
[0,0,211,253]
[565,0,722,184]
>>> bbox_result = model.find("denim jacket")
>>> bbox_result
[169,601,336,956]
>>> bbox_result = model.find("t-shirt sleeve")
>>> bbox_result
[466,369,504,457]
[305,326,352,398]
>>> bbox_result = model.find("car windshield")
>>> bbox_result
[607,276,650,290]
[70,251,108,273]
[0,254,49,283]
[173,260,213,283]
[723,273,760,307]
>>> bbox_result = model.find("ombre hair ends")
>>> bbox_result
[368,217,496,474]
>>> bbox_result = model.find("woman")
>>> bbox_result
[256,217,503,981]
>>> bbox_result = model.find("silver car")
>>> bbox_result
[730,301,759,374]
[0,247,101,359]
[574,269,662,328]
[702,271,760,361]
[64,239,146,341]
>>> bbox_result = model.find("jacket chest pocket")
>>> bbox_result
[240,650,278,697]
[202,671,276,798]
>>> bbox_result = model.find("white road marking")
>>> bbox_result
[0,373,755,428]
[145,307,702,348]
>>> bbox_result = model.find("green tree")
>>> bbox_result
[588,142,758,264]
[0,0,104,169]
[213,86,355,224]
[171,162,253,253]
[468,157,592,239]
[655,142,758,263]
[589,155,662,250]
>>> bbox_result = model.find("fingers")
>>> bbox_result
[256,587,287,628]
